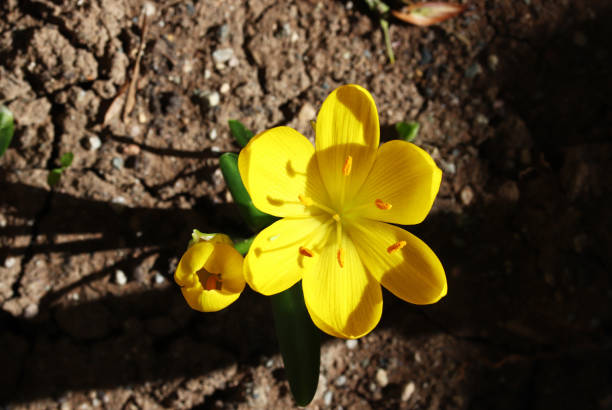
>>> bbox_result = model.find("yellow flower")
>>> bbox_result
[174,233,245,312]
[238,84,447,338]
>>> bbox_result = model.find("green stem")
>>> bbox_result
[381,18,395,64]
[233,236,254,255]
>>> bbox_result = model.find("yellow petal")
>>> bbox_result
[350,140,442,225]
[245,216,331,295]
[302,233,382,339]
[315,84,379,209]
[174,242,214,287]
[238,126,330,217]
[204,243,246,294]
[348,219,447,305]
[181,285,241,312]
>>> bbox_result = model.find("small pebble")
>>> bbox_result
[488,54,499,71]
[228,56,239,68]
[220,83,230,94]
[111,157,124,170]
[143,2,156,17]
[475,113,489,125]
[460,186,474,206]
[297,102,317,123]
[209,128,218,141]
[414,351,422,363]
[212,48,234,64]
[204,69,212,80]
[4,257,16,268]
[24,303,38,318]
[115,269,127,286]
[83,136,102,151]
[335,375,347,387]
[345,339,358,349]
[265,358,274,368]
[323,391,333,406]
[465,63,482,78]
[154,273,166,284]
[376,368,388,387]
[204,91,220,107]
[217,24,229,42]
[124,144,140,156]
[401,382,416,401]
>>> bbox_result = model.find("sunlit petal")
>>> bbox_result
[350,140,442,224]
[302,233,382,339]
[239,126,330,217]
[349,219,447,305]
[315,84,379,209]
[245,216,332,295]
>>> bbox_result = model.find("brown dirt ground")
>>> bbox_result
[1,0,611,409]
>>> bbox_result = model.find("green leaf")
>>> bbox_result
[47,169,62,187]
[59,152,74,168]
[271,282,320,406]
[0,106,15,158]
[228,119,254,148]
[233,236,254,256]
[219,152,277,232]
[395,121,420,142]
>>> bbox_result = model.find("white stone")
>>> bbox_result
[154,273,165,284]
[115,269,127,286]
[376,368,388,387]
[220,83,230,94]
[212,48,234,64]
[205,91,220,107]
[323,390,333,406]
[345,339,358,350]
[209,128,218,140]
[4,257,16,268]
[401,381,416,401]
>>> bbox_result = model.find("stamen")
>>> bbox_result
[298,195,314,206]
[387,241,407,254]
[299,246,314,257]
[204,275,222,291]
[332,214,341,222]
[337,248,345,268]
[375,199,392,210]
[342,155,353,176]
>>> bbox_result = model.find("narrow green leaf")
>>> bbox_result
[0,106,15,158]
[60,152,74,168]
[228,119,254,148]
[271,282,320,406]
[47,169,62,187]
[219,152,277,232]
[395,121,420,142]
[233,236,254,256]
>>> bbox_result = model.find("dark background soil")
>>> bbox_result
[1,0,611,409]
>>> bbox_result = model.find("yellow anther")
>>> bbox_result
[332,214,341,222]
[298,194,314,206]
[387,241,407,254]
[299,246,314,257]
[342,155,352,176]
[337,248,345,268]
[375,199,392,210]
[204,275,222,291]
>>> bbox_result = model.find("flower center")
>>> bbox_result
[196,267,222,291]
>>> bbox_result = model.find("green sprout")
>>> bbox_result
[396,120,420,142]
[47,152,74,187]
[0,106,14,158]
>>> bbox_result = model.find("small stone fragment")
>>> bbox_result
[111,157,124,170]
[220,83,230,94]
[209,128,218,141]
[335,375,347,387]
[153,273,165,284]
[82,136,102,151]
[376,368,388,387]
[460,185,474,205]
[124,144,140,156]
[488,54,499,71]
[4,257,16,268]
[204,91,220,107]
[401,382,416,401]
[297,102,317,123]
[24,304,39,319]
[212,48,234,64]
[115,269,127,286]
[345,339,358,349]
[323,391,333,406]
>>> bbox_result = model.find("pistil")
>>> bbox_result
[387,241,407,254]
[375,199,392,210]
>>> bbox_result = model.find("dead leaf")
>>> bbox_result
[392,2,466,26]
[103,82,129,126]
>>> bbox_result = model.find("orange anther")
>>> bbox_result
[387,241,407,254]
[204,275,222,291]
[337,248,345,268]
[342,155,353,176]
[375,199,392,210]
[299,246,314,257]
